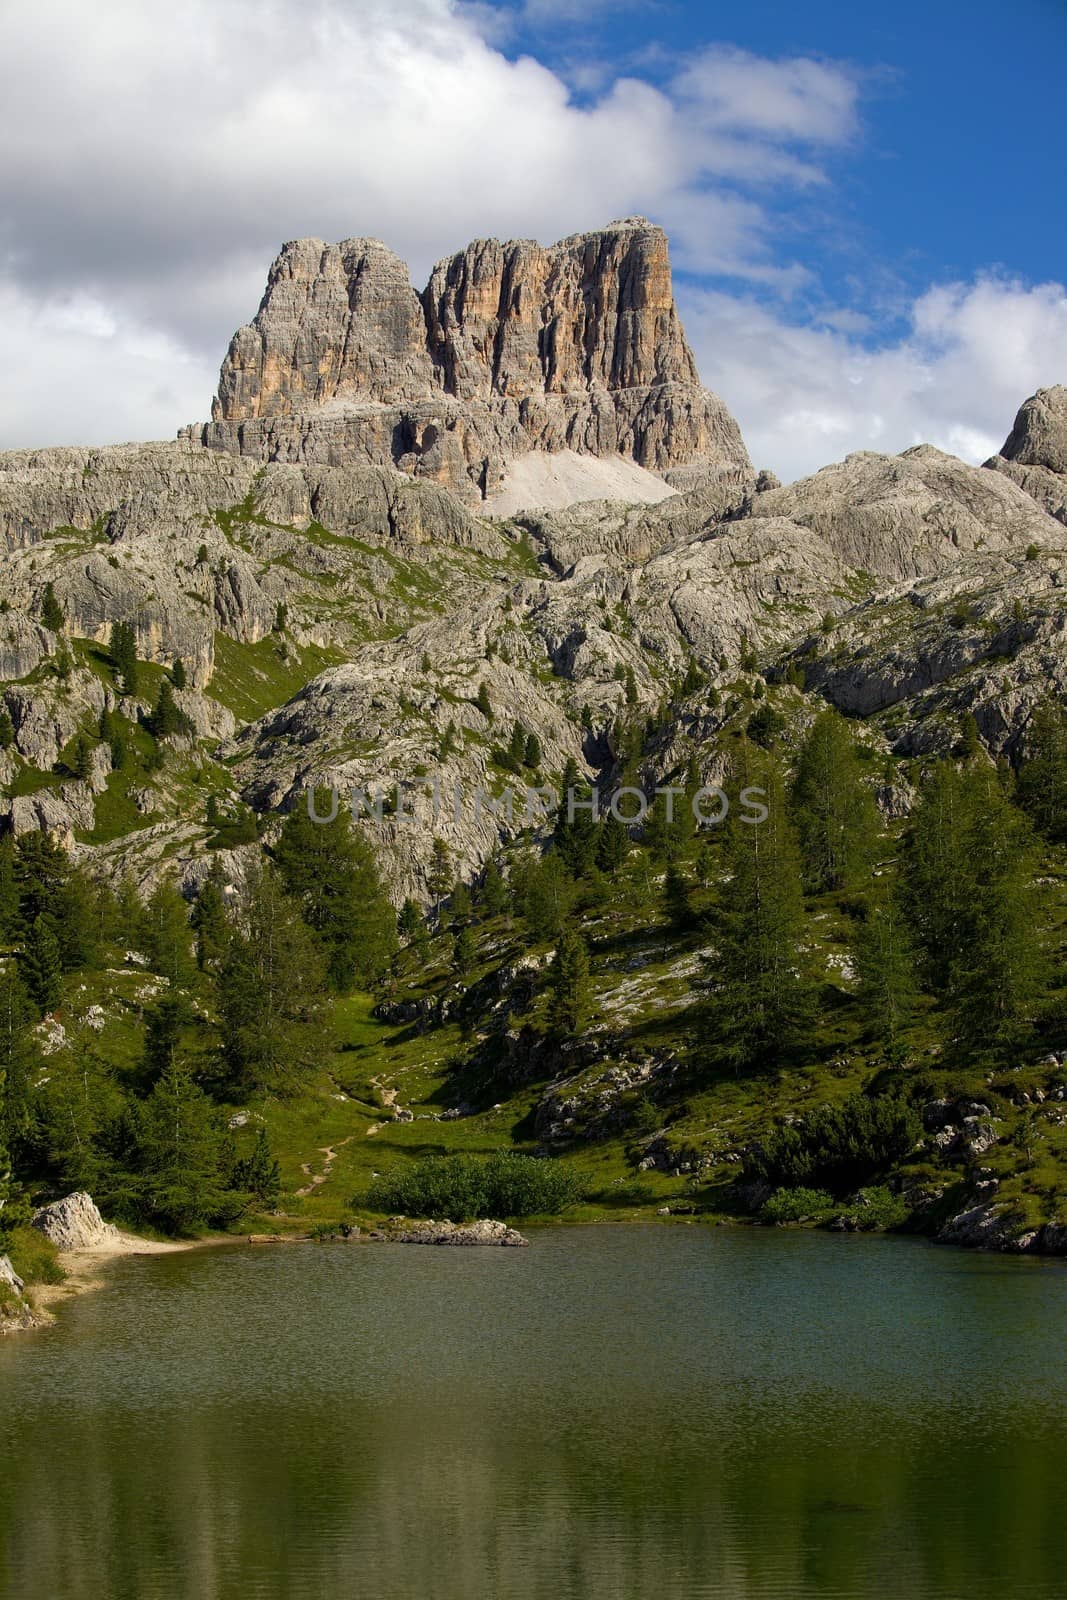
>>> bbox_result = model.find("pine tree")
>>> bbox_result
[428,838,452,918]
[477,860,508,919]
[554,758,598,877]
[109,620,139,697]
[191,866,230,972]
[171,657,187,690]
[141,995,190,1085]
[218,865,329,1094]
[13,831,70,926]
[0,838,19,940]
[143,881,195,985]
[147,679,193,739]
[1016,697,1067,844]
[40,582,64,632]
[901,761,976,992]
[702,752,812,1071]
[20,915,63,1016]
[274,803,397,989]
[136,1063,229,1232]
[234,1127,281,1207]
[546,925,591,1041]
[475,682,493,722]
[792,709,879,893]
[596,812,630,873]
[71,732,94,781]
[0,969,40,1211]
[453,922,477,976]
[854,886,919,1065]
[0,708,13,749]
[514,851,575,942]
[663,862,694,933]
[398,897,423,943]
[523,730,542,770]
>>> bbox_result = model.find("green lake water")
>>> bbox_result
[1,1225,1065,1600]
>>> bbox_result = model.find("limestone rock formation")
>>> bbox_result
[985,385,1067,525]
[385,1218,529,1246]
[31,1191,121,1251]
[186,219,751,506]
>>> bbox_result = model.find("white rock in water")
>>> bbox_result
[31,1192,121,1251]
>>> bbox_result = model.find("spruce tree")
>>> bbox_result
[554,758,598,877]
[663,862,695,933]
[398,897,423,943]
[596,812,630,872]
[523,730,542,770]
[274,803,396,989]
[477,860,508,919]
[0,708,13,749]
[143,881,195,985]
[854,886,919,1065]
[40,582,64,632]
[1016,698,1067,844]
[452,922,477,976]
[546,925,591,1041]
[218,865,329,1093]
[792,709,879,893]
[236,1127,281,1207]
[136,1063,229,1232]
[475,682,493,722]
[428,838,452,918]
[109,620,139,697]
[171,657,187,690]
[20,916,63,1016]
[702,752,812,1070]
[148,679,193,739]
[191,867,230,972]
[514,851,574,942]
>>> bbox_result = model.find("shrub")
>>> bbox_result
[4,1225,65,1285]
[745,1093,920,1198]
[363,1151,582,1219]
[761,1187,834,1224]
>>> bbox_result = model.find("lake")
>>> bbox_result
[1,1226,1065,1599]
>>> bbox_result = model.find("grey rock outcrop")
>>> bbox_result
[186,219,751,505]
[385,1218,528,1246]
[32,1191,121,1251]
[985,385,1067,525]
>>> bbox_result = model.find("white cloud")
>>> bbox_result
[0,0,1061,478]
[680,276,1067,482]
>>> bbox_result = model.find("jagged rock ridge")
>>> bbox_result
[185,219,750,506]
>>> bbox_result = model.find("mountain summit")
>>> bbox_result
[184,219,750,510]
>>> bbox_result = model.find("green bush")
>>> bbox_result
[834,1186,909,1231]
[364,1152,582,1220]
[745,1093,920,1198]
[761,1187,834,1223]
[4,1225,65,1285]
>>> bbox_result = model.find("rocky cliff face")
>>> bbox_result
[985,385,1067,525]
[188,219,750,506]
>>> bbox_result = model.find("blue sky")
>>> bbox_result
[1,0,1064,477]
[489,0,1066,309]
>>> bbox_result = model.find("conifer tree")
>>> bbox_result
[792,709,879,893]
[147,679,193,739]
[218,865,329,1093]
[20,915,63,1016]
[398,897,423,942]
[40,582,64,632]
[275,803,396,988]
[143,880,195,985]
[235,1127,281,1207]
[475,682,493,722]
[554,758,598,876]
[136,1063,229,1232]
[171,657,187,690]
[523,730,542,769]
[192,865,230,973]
[1016,698,1067,844]
[452,922,477,976]
[0,708,13,749]
[109,620,139,696]
[546,924,591,1041]
[596,811,630,872]
[854,886,919,1064]
[702,752,812,1070]
[663,862,695,933]
[477,859,509,919]
[428,838,452,918]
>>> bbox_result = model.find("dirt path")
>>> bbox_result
[295,1134,358,1197]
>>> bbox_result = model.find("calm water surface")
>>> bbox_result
[1,1226,1065,1600]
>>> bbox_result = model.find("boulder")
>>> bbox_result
[31,1191,121,1251]
[386,1218,528,1246]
